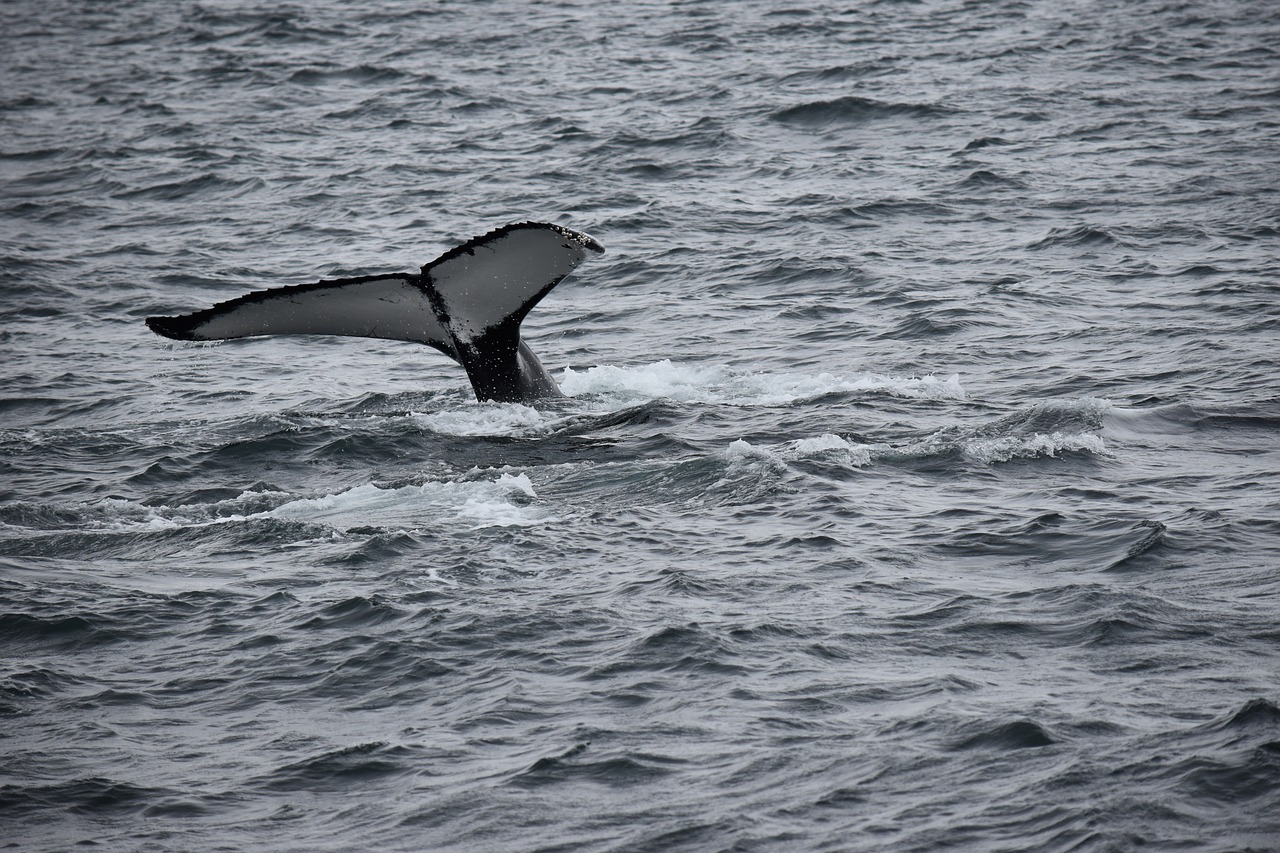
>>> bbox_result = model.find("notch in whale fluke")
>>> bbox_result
[145,221,604,403]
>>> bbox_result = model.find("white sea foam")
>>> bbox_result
[958,398,1111,463]
[963,432,1107,464]
[559,360,729,402]
[269,471,544,530]
[412,403,552,436]
[788,433,875,466]
[558,360,965,405]
[725,434,875,468]
[791,434,852,453]
[96,497,186,532]
[88,487,295,533]
[724,437,773,461]
[725,425,1098,470]
[85,474,546,534]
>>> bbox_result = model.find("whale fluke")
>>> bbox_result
[146,222,604,403]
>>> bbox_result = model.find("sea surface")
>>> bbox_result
[2,0,1279,850]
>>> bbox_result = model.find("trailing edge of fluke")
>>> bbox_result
[145,221,605,403]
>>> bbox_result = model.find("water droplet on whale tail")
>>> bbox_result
[145,222,604,403]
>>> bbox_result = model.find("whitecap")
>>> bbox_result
[269,472,544,530]
[558,360,965,405]
[787,433,875,467]
[724,437,772,460]
[963,431,1107,464]
[411,403,552,437]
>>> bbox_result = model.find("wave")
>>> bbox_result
[2,394,1112,559]
[953,169,1027,189]
[258,742,413,792]
[771,95,954,127]
[782,61,897,83]
[956,431,1106,464]
[961,136,1011,150]
[111,173,265,202]
[0,777,175,817]
[558,360,965,405]
[0,667,84,706]
[270,472,546,530]
[892,398,1111,465]
[0,471,549,558]
[408,403,549,437]
[1200,697,1280,734]
[287,64,414,86]
[0,611,133,652]
[845,198,957,219]
[951,719,1057,751]
[672,418,1100,500]
[507,742,683,790]
[726,434,873,470]
[334,362,967,441]
[1107,401,1280,436]
[1027,224,1140,250]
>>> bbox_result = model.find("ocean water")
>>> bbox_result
[3,0,1279,849]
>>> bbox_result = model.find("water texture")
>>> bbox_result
[2,0,1279,850]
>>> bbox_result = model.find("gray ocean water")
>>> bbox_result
[3,0,1280,850]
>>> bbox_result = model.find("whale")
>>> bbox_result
[146,222,604,403]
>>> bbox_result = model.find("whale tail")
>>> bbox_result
[145,222,604,403]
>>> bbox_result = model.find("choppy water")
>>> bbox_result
[3,0,1280,850]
